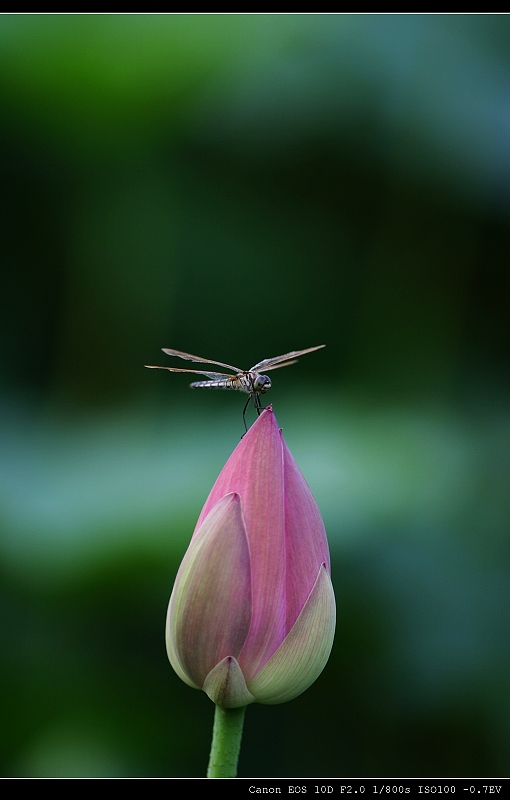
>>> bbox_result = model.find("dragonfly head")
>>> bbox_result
[253,374,271,394]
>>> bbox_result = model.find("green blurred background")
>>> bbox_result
[1,14,510,777]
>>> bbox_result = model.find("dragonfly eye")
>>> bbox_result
[254,375,271,393]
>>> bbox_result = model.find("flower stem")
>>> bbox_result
[207,704,246,778]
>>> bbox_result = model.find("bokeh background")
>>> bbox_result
[1,14,510,778]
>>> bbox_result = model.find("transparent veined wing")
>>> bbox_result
[144,365,232,380]
[258,359,298,372]
[161,348,242,373]
[250,345,325,372]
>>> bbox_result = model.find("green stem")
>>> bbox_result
[207,704,246,778]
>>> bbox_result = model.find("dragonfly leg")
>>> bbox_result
[242,395,251,434]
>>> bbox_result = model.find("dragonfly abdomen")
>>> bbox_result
[190,376,250,393]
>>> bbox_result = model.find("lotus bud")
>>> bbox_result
[166,407,335,708]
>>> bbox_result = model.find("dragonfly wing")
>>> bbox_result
[259,359,299,372]
[161,348,241,373]
[145,366,230,380]
[251,345,325,371]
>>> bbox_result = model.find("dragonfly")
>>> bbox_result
[145,344,325,431]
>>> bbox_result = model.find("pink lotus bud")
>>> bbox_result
[166,407,335,708]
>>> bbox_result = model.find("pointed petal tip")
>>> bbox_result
[241,404,279,442]
[203,656,256,708]
[257,404,275,420]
